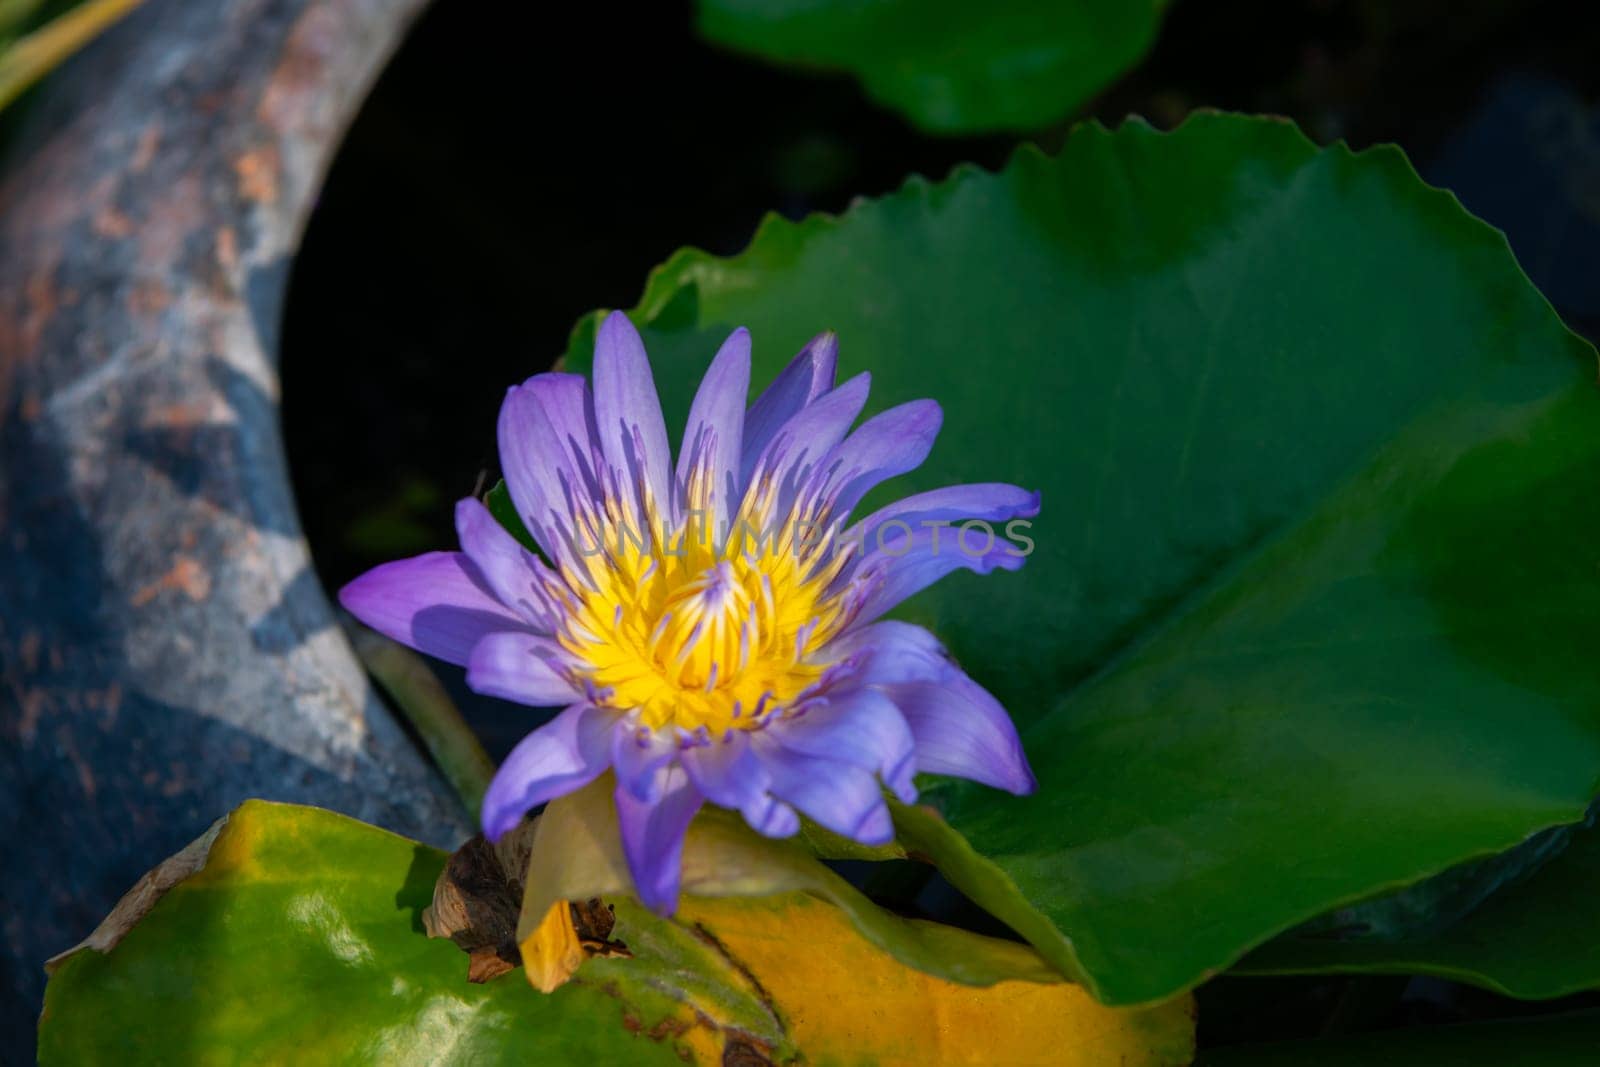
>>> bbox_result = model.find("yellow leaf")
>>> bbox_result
[520,900,584,994]
[679,892,1195,1067]
[512,778,1196,1064]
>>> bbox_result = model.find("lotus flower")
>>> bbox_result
[342,313,1038,912]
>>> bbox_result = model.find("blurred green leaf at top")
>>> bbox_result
[696,0,1169,135]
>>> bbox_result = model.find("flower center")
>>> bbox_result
[653,561,752,690]
[555,507,850,734]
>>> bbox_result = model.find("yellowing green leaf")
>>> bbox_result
[519,778,1194,1065]
[42,802,753,1065]
[519,774,1061,989]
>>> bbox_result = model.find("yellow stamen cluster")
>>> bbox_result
[551,459,858,733]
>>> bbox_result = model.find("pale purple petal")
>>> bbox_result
[676,327,751,527]
[611,721,680,802]
[884,674,1036,795]
[615,764,704,914]
[818,622,1036,795]
[742,331,837,481]
[753,741,893,845]
[743,372,871,506]
[774,689,917,803]
[339,552,532,667]
[592,312,672,523]
[455,497,561,630]
[466,631,582,706]
[681,730,769,811]
[683,734,801,840]
[851,525,1029,625]
[740,792,801,839]
[845,483,1041,560]
[817,620,948,686]
[814,399,942,520]
[481,702,616,840]
[497,373,602,563]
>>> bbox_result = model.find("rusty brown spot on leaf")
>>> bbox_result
[722,1037,776,1067]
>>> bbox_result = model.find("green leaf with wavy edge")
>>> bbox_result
[521,776,1195,1065]
[560,112,1600,1005]
[1232,817,1600,999]
[1195,1010,1600,1066]
[696,0,1168,135]
[39,801,710,1064]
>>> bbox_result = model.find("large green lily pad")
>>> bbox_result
[1234,818,1600,998]
[562,112,1600,1005]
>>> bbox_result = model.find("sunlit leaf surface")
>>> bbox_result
[41,800,1194,1065]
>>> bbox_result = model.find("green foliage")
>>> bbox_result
[1236,819,1600,999]
[696,0,1168,134]
[40,803,695,1065]
[41,800,1195,1065]
[563,112,1600,1005]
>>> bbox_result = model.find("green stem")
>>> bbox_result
[347,620,496,818]
[0,0,142,113]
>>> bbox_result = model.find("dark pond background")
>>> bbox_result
[279,0,1600,1049]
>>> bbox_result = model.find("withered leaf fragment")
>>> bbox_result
[424,823,627,985]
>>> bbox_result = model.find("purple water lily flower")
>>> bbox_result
[341,313,1038,913]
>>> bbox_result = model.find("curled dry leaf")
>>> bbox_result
[423,822,627,987]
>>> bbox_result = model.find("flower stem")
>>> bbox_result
[0,0,49,40]
[0,0,143,113]
[346,620,495,818]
